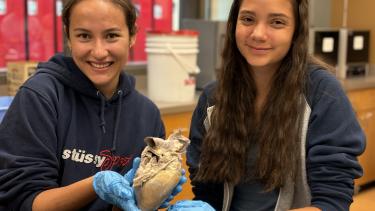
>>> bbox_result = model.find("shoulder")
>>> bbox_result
[190,81,217,130]
[307,66,339,87]
[128,89,161,115]
[199,81,217,107]
[120,73,159,112]
[202,81,217,95]
[306,66,345,108]
[20,70,63,103]
[24,70,61,87]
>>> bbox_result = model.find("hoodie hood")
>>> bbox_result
[36,53,136,100]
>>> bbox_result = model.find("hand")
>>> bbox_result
[93,157,141,211]
[167,200,215,211]
[124,157,141,184]
[159,169,188,208]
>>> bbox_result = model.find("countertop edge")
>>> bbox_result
[340,75,375,92]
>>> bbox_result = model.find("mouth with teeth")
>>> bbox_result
[88,62,114,69]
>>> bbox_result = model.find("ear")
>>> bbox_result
[67,39,72,52]
[129,35,136,48]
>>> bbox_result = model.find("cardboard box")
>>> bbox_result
[6,61,38,96]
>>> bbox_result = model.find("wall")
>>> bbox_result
[210,0,233,21]
[179,0,202,21]
[331,0,375,64]
[309,0,331,27]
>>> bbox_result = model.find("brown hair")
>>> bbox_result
[62,0,137,39]
[195,0,310,191]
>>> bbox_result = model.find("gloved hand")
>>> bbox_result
[159,169,188,208]
[167,200,215,211]
[93,157,141,211]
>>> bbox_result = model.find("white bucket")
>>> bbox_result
[146,30,200,103]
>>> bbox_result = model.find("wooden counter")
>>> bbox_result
[340,75,375,91]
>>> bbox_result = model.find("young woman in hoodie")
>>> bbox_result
[187,0,366,211]
[0,0,196,210]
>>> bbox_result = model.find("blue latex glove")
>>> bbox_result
[159,169,188,208]
[168,200,215,211]
[93,157,141,211]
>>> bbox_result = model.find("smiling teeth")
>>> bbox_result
[91,62,111,69]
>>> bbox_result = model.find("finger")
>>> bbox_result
[124,157,141,182]
[159,201,169,209]
[165,194,174,202]
[171,184,183,196]
[170,174,187,196]
[178,175,187,186]
[122,200,141,211]
[132,157,141,169]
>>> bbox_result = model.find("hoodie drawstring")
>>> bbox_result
[96,90,124,153]
[97,91,107,134]
[111,90,123,153]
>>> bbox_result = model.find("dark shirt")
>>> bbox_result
[230,181,279,211]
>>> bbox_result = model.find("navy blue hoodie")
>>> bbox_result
[187,67,365,210]
[0,54,165,210]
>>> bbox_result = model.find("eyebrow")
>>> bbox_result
[72,28,122,33]
[73,28,89,32]
[269,13,290,19]
[239,10,291,19]
[239,10,256,16]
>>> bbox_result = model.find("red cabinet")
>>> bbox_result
[130,0,173,62]
[0,0,63,69]
[0,0,27,68]
[0,0,174,67]
[27,0,55,62]
[55,0,63,53]
[153,0,172,32]
[131,0,153,62]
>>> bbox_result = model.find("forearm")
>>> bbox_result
[289,207,321,211]
[32,176,97,211]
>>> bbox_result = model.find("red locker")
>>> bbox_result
[55,0,63,53]
[152,0,172,32]
[131,0,152,62]
[0,0,26,69]
[27,0,55,62]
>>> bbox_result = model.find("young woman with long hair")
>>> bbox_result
[187,0,365,210]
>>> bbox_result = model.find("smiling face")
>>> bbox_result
[235,0,295,74]
[67,0,135,98]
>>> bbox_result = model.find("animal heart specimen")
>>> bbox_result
[133,131,190,211]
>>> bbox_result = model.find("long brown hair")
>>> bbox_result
[194,0,310,191]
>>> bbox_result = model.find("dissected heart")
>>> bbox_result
[133,131,190,211]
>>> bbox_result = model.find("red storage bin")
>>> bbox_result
[131,0,152,62]
[152,0,172,32]
[55,0,63,53]
[0,0,26,69]
[27,0,55,62]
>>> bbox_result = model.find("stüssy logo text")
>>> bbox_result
[62,148,133,170]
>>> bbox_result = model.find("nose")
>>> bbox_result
[91,39,109,60]
[250,23,267,42]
